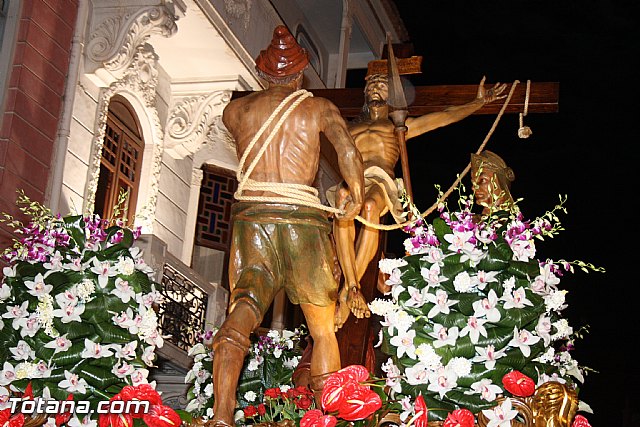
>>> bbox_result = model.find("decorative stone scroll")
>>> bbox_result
[165,91,233,159]
[86,1,183,75]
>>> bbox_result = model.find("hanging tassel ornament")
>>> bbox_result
[518,79,533,139]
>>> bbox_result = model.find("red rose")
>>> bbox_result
[300,410,337,427]
[296,395,314,410]
[257,403,266,416]
[243,405,258,418]
[502,370,536,397]
[294,385,314,397]
[264,388,281,399]
[572,415,592,427]
[336,387,382,421]
[142,404,182,427]
[443,409,475,427]
[413,395,428,427]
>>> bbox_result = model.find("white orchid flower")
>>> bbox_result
[472,345,506,370]
[52,303,85,323]
[501,286,533,310]
[466,378,503,402]
[426,289,458,318]
[427,366,458,398]
[81,338,114,359]
[0,362,16,386]
[389,328,416,359]
[429,324,459,348]
[90,257,118,288]
[472,289,501,322]
[112,278,136,303]
[460,316,488,344]
[44,334,72,354]
[58,370,88,394]
[16,314,40,338]
[481,397,519,427]
[3,301,29,329]
[24,273,53,298]
[508,327,541,357]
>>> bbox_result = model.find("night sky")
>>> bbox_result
[347,1,638,425]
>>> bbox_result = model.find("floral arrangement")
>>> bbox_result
[370,193,602,424]
[0,191,175,426]
[185,326,307,424]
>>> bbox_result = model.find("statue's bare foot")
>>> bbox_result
[346,285,370,320]
[334,285,351,331]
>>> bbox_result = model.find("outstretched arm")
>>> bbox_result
[405,77,507,140]
[321,101,364,220]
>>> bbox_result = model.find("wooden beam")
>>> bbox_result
[231,82,559,118]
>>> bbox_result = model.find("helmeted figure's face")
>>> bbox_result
[472,168,507,209]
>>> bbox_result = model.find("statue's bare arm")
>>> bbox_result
[320,100,364,220]
[405,76,507,140]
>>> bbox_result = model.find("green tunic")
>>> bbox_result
[228,202,339,317]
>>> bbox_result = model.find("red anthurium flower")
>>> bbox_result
[572,415,591,427]
[412,395,428,427]
[98,413,134,427]
[336,365,370,382]
[133,383,163,406]
[443,409,475,427]
[22,383,33,399]
[117,385,136,401]
[55,394,74,426]
[502,370,536,397]
[336,387,382,421]
[142,404,181,427]
[300,409,337,427]
[322,366,371,413]
[0,409,25,427]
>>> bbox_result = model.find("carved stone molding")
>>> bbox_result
[84,45,164,233]
[86,1,181,75]
[165,91,233,159]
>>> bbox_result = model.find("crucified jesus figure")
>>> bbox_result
[331,73,507,329]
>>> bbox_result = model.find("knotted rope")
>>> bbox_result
[234,89,345,215]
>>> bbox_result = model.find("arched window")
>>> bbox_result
[94,95,144,224]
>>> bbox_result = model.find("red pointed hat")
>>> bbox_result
[255,25,309,78]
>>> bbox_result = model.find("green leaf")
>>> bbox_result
[74,363,123,389]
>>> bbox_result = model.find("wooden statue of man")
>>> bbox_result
[209,25,364,426]
[332,72,507,328]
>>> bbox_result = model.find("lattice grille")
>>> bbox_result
[119,140,139,182]
[195,168,237,251]
[103,124,119,167]
[157,264,209,352]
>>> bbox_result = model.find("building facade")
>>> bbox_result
[0,0,407,407]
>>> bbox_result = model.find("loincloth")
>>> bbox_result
[228,202,338,316]
[326,165,406,223]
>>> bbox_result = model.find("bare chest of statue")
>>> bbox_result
[349,119,399,175]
